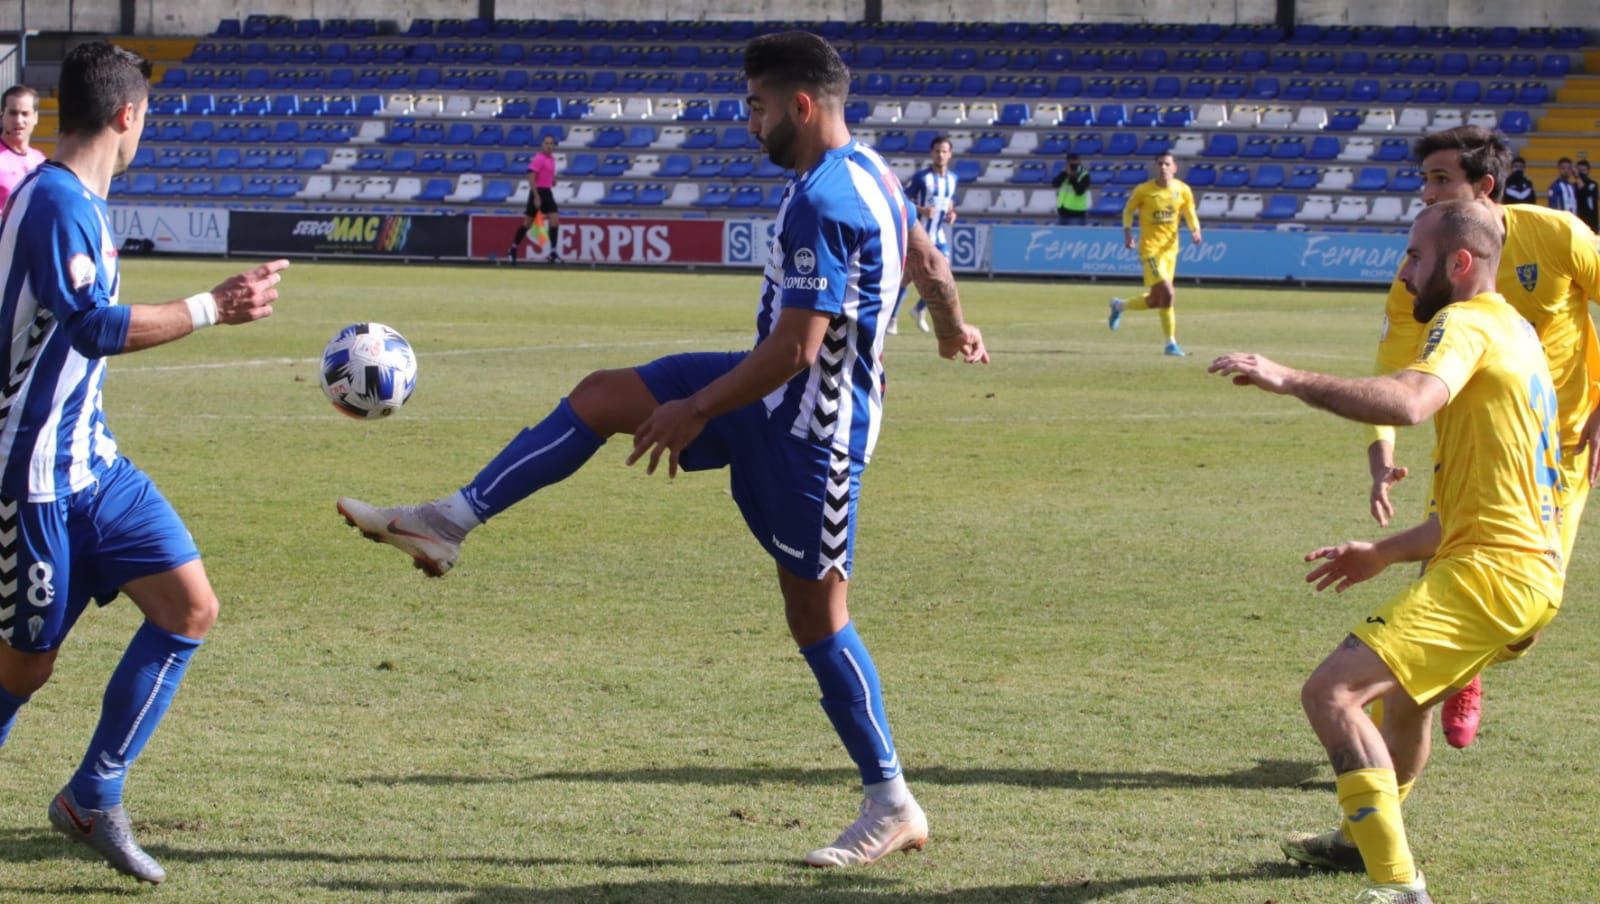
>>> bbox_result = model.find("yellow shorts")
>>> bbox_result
[1558,443,1591,563]
[1353,554,1559,705]
[1141,249,1176,287]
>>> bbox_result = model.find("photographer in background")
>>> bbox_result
[1052,153,1091,225]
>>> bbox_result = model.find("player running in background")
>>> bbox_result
[1361,126,1600,758]
[0,84,47,210]
[338,31,988,869]
[0,42,286,884]
[509,134,562,264]
[889,135,958,334]
[1214,200,1563,904]
[1109,151,1201,357]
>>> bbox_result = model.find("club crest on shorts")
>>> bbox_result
[1516,263,1539,292]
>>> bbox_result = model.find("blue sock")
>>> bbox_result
[68,622,202,809]
[800,622,901,786]
[0,683,29,748]
[913,299,927,314]
[461,397,605,521]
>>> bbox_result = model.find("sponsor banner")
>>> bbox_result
[470,215,723,264]
[723,217,986,272]
[230,212,467,257]
[989,225,1406,284]
[108,205,229,254]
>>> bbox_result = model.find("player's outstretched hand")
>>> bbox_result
[210,259,289,324]
[1209,352,1292,393]
[938,323,990,364]
[1304,541,1386,593]
[1369,465,1409,526]
[1578,404,1600,485]
[627,398,707,478]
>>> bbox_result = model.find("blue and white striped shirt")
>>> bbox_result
[905,166,958,249]
[0,163,129,501]
[756,140,907,464]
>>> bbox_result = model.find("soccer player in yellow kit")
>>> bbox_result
[1364,127,1600,755]
[1212,200,1564,904]
[1109,152,1202,356]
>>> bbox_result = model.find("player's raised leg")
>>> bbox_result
[783,567,927,868]
[338,367,658,575]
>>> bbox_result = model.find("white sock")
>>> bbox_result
[865,775,911,808]
[430,490,482,536]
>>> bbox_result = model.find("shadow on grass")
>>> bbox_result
[312,862,1314,902]
[356,757,1333,793]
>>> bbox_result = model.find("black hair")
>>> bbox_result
[743,31,850,102]
[1,84,38,110]
[57,41,151,136]
[1412,125,1511,202]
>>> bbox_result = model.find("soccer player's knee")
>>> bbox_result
[181,588,220,639]
[0,648,58,696]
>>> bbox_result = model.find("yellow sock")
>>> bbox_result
[1336,768,1415,885]
[1340,776,1413,844]
[1123,293,1151,310]
[1158,307,1176,342]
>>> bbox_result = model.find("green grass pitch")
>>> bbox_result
[1,257,1596,902]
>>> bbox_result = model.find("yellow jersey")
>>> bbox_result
[1406,292,1564,597]
[1122,179,1199,256]
[1377,206,1600,451]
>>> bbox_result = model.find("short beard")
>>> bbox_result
[1410,259,1454,324]
[761,113,798,170]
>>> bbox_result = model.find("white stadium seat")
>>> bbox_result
[960,187,993,213]
[621,96,653,120]
[1031,102,1063,127]
[1228,193,1264,218]
[1330,196,1369,221]
[1338,137,1375,161]
[356,176,393,201]
[507,180,530,205]
[1172,132,1205,157]
[350,120,385,144]
[1025,188,1058,216]
[1295,194,1334,221]
[946,130,976,154]
[326,175,364,200]
[587,97,623,120]
[1359,108,1399,132]
[1224,104,1262,128]
[1318,166,1355,191]
[1366,195,1406,223]
[296,174,332,199]
[553,181,577,205]
[653,126,687,150]
[444,173,484,203]
[326,147,359,171]
[1007,131,1039,155]
[991,188,1026,213]
[965,101,999,125]
[1404,197,1425,220]
[1259,106,1294,129]
[625,154,658,178]
[442,94,474,117]
[1291,106,1328,131]
[388,177,421,201]
[1429,108,1464,132]
[380,93,414,117]
[903,100,936,124]
[1395,108,1429,132]
[981,160,1016,184]
[1194,103,1228,128]
[468,96,502,119]
[649,98,685,122]
[928,102,964,125]
[663,182,700,207]
[865,102,902,125]
[889,157,916,180]
[1466,109,1497,130]
[1197,191,1230,218]
[412,93,444,116]
[573,180,606,205]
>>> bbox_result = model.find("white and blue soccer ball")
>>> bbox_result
[319,323,417,419]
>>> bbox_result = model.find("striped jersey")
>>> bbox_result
[757,139,908,464]
[0,162,124,501]
[905,166,957,248]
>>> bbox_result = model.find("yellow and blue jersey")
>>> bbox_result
[1406,292,1564,598]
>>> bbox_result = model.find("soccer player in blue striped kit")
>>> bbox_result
[339,30,988,867]
[0,42,286,884]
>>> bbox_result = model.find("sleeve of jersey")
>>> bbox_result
[21,203,131,358]
[775,194,850,315]
[1566,221,1600,407]
[1182,186,1200,229]
[1121,187,1141,228]
[1404,308,1484,400]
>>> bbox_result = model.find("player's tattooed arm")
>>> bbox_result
[904,222,989,364]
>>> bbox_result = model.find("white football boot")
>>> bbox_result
[804,795,928,868]
[336,497,463,577]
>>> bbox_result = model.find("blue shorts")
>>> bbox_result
[636,351,865,580]
[0,456,200,652]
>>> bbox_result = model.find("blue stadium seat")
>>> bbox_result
[600,182,638,206]
[1248,77,1280,100]
[1261,194,1299,219]
[444,122,474,145]
[1516,83,1548,105]
[1186,163,1216,187]
[1090,190,1127,217]
[1372,138,1410,162]
[1012,161,1050,184]
[1105,132,1138,156]
[352,149,386,171]
[875,130,909,153]
[1113,164,1146,186]
[1239,136,1272,159]
[1450,80,1482,104]
[1414,80,1447,103]
[383,149,418,172]
[590,126,625,149]
[1286,166,1321,189]
[1251,164,1285,189]
[1034,133,1071,156]
[1095,104,1127,128]
[1483,81,1516,104]
[637,184,669,206]
[1201,133,1239,158]
[1215,164,1250,188]
[473,124,504,147]
[415,179,452,201]
[729,185,765,209]
[1352,167,1389,191]
[1499,110,1532,134]
[596,154,630,178]
[1127,104,1158,127]
[566,153,598,176]
[416,151,446,173]
[1072,132,1104,156]
[1390,168,1423,192]
[695,183,733,208]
